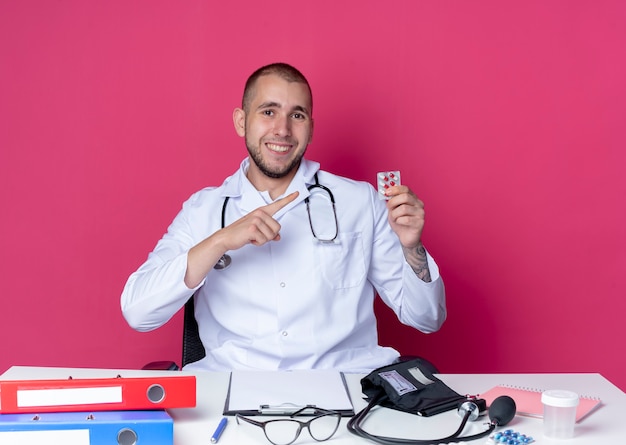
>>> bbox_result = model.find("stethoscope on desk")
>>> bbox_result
[214,173,338,270]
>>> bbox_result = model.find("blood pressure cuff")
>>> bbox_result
[361,358,466,417]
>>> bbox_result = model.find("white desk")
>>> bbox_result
[2,366,625,444]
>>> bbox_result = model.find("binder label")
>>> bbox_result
[0,429,89,445]
[18,386,123,407]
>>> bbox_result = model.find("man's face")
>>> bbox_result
[234,74,313,181]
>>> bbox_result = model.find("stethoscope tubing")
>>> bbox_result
[213,173,336,270]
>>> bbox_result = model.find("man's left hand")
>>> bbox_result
[385,185,432,282]
[385,185,425,249]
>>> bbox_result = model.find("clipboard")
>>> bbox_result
[223,370,355,417]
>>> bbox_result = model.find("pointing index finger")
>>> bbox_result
[265,191,299,216]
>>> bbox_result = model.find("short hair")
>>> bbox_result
[242,62,312,113]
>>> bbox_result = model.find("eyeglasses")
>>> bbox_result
[235,406,341,445]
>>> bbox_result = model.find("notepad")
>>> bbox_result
[480,384,601,422]
[223,370,354,416]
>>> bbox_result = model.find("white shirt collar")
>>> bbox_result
[220,158,321,217]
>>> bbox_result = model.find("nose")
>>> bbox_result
[273,114,291,137]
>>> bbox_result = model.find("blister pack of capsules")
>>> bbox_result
[377,171,401,199]
[486,429,534,444]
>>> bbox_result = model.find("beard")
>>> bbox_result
[246,137,306,179]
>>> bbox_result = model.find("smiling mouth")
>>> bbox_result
[266,142,292,153]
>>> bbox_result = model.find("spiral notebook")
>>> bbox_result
[480,384,601,423]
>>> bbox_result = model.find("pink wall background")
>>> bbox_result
[1,1,625,390]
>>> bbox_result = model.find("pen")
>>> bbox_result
[259,404,316,415]
[210,417,228,443]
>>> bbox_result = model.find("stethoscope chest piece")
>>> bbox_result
[214,254,232,270]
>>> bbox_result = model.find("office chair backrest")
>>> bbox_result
[181,296,206,367]
[141,296,205,371]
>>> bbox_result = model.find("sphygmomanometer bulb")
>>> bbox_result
[488,395,517,426]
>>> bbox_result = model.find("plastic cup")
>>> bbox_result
[541,389,579,439]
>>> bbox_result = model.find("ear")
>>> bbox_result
[233,108,246,137]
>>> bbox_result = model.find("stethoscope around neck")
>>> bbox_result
[214,173,338,270]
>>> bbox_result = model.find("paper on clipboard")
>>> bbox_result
[223,370,354,416]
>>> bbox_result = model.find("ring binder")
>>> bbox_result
[0,375,196,414]
[0,410,173,445]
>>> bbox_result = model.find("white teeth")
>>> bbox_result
[266,143,290,152]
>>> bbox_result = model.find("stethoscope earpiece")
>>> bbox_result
[214,195,233,270]
[214,254,232,270]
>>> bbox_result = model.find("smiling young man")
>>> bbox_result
[236,67,313,191]
[121,63,446,372]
